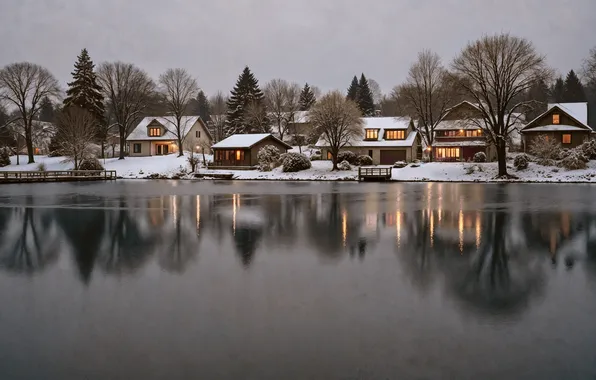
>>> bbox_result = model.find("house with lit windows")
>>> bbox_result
[210,133,292,168]
[126,116,212,157]
[316,117,421,164]
[521,102,593,152]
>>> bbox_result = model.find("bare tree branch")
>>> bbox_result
[55,107,97,169]
[208,91,227,142]
[264,79,301,141]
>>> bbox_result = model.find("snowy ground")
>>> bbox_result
[3,154,596,183]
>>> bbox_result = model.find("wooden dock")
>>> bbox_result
[358,166,393,182]
[0,170,118,184]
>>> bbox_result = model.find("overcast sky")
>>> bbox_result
[1,0,595,96]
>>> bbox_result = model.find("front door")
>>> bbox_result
[156,144,169,155]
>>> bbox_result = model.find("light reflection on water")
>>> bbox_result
[0,182,595,379]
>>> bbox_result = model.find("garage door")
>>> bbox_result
[380,150,406,164]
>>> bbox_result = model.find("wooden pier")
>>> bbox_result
[358,166,393,182]
[0,170,117,184]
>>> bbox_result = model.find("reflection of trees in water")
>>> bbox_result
[233,226,263,267]
[0,199,60,274]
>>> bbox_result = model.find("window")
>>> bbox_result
[562,134,571,144]
[436,147,460,159]
[365,129,379,140]
[133,143,141,153]
[465,130,482,137]
[553,114,560,124]
[385,130,405,140]
[368,149,373,157]
[149,127,161,137]
[235,150,244,161]
[327,151,333,160]
[196,131,201,138]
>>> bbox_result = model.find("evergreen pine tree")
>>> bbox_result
[299,83,316,111]
[357,74,375,116]
[525,78,549,120]
[550,77,565,103]
[562,70,587,102]
[225,66,268,136]
[196,90,211,121]
[63,48,105,123]
[38,96,55,122]
[346,76,360,102]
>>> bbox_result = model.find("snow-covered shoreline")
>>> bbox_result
[3,154,596,183]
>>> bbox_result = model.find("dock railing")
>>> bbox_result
[0,170,117,183]
[358,166,393,181]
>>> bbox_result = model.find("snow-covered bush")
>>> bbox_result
[473,152,486,163]
[465,165,483,175]
[280,152,311,172]
[537,158,556,167]
[0,148,10,167]
[310,154,321,161]
[577,139,596,159]
[187,153,200,172]
[355,155,373,166]
[513,154,530,170]
[78,157,104,170]
[337,160,351,170]
[559,148,589,170]
[529,135,562,160]
[393,161,407,168]
[37,162,47,172]
[257,145,281,170]
[337,151,357,165]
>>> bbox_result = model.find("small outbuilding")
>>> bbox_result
[210,133,292,169]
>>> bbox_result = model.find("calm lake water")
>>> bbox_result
[0,181,595,380]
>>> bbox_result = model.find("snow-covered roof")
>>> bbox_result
[211,133,291,149]
[522,125,589,132]
[435,119,486,131]
[127,116,205,141]
[433,140,487,147]
[362,117,411,130]
[315,131,418,148]
[548,103,588,126]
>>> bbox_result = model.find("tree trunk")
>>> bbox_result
[497,140,508,177]
[25,124,35,164]
[178,137,183,157]
[331,149,338,171]
[119,129,126,160]
[112,145,116,158]
[101,143,105,159]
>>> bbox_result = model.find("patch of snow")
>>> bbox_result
[433,140,487,147]
[522,125,588,132]
[211,133,287,149]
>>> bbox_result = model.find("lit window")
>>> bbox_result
[553,114,560,125]
[365,129,378,140]
[562,134,571,144]
[465,130,482,137]
[385,130,405,140]
[327,151,333,160]
[235,150,244,161]
[149,127,161,137]
[436,147,460,159]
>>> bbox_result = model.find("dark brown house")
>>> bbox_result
[521,103,593,152]
[211,133,292,168]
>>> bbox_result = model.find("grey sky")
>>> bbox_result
[1,0,595,96]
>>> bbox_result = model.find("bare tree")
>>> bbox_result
[582,46,596,86]
[159,68,199,156]
[368,78,383,106]
[96,62,156,160]
[244,100,269,133]
[208,91,227,142]
[264,79,301,141]
[308,91,363,170]
[452,34,550,178]
[393,50,455,160]
[55,107,98,169]
[0,63,61,163]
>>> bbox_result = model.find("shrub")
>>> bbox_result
[513,154,530,170]
[537,158,557,167]
[257,145,281,170]
[310,154,321,161]
[529,135,562,160]
[337,160,351,170]
[280,152,311,172]
[577,139,596,159]
[37,162,47,172]
[473,152,487,163]
[187,153,200,172]
[78,157,104,170]
[355,155,373,166]
[0,147,10,167]
[559,148,589,170]
[393,161,407,168]
[337,151,357,165]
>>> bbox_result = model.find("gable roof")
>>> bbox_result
[315,117,417,148]
[127,116,212,141]
[522,104,591,132]
[547,102,588,126]
[362,116,411,130]
[211,133,292,149]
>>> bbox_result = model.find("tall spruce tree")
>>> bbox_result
[299,83,316,111]
[562,70,587,102]
[550,77,565,103]
[225,66,268,135]
[63,49,105,123]
[38,96,55,122]
[525,78,549,120]
[357,74,375,116]
[346,76,360,102]
[196,90,211,121]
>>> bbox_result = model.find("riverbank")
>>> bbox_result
[3,154,596,183]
